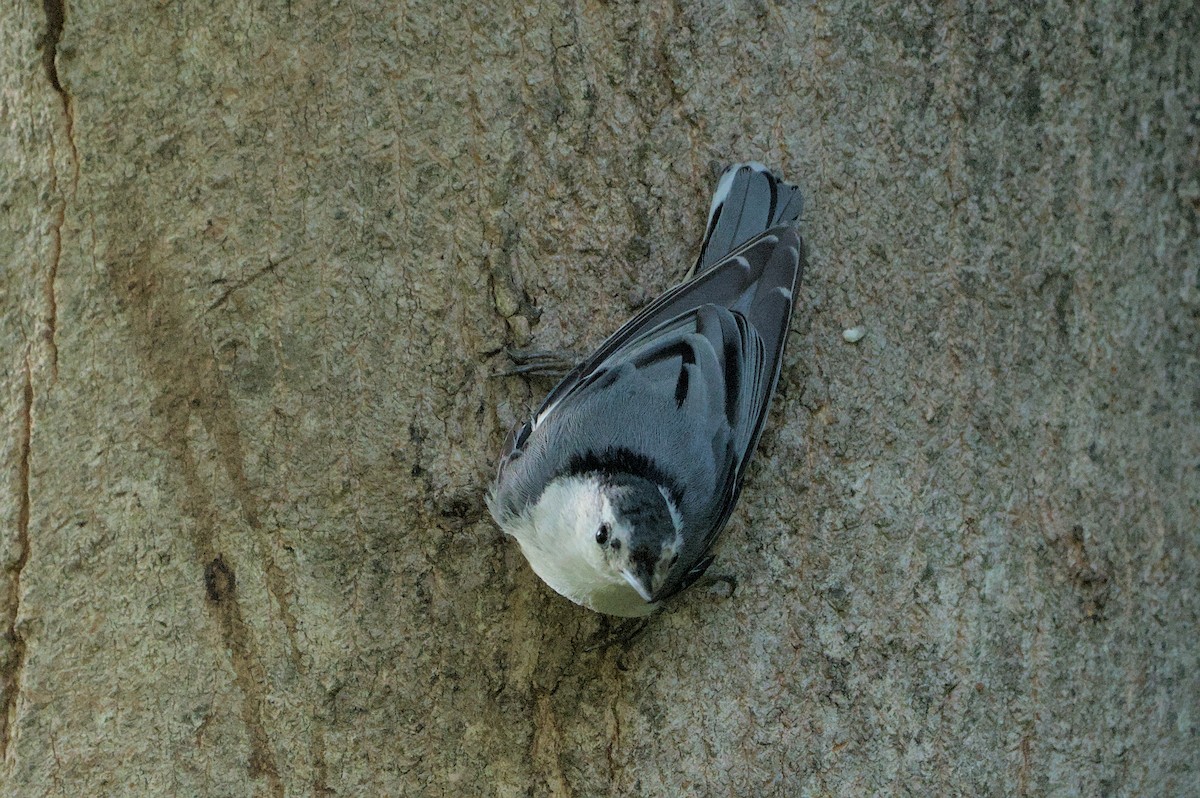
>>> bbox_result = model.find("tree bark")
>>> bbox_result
[2,1,1197,795]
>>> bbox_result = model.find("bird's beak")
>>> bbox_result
[620,568,655,603]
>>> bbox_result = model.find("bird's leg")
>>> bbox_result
[582,616,652,652]
[673,555,716,594]
[496,347,580,378]
[669,556,737,601]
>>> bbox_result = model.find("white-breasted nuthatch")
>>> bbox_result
[488,163,805,616]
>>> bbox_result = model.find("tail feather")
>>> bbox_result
[691,162,804,276]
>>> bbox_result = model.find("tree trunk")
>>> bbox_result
[2,1,1196,795]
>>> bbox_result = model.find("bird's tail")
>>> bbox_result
[690,162,804,277]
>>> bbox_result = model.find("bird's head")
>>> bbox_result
[504,470,684,616]
[590,472,683,603]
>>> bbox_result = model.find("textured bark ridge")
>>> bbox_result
[1,1,1197,795]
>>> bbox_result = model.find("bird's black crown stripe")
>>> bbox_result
[565,446,684,506]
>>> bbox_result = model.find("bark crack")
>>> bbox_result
[1,361,34,761]
[40,0,65,95]
[201,551,285,798]
[206,254,293,313]
[41,0,80,379]
[45,141,63,378]
[40,1,78,170]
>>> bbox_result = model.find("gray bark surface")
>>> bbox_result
[2,1,1197,795]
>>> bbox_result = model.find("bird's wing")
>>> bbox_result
[531,225,801,433]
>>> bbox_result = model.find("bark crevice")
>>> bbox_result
[1,362,34,762]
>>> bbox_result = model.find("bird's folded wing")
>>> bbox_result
[531,226,800,433]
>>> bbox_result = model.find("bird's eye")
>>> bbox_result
[595,523,610,545]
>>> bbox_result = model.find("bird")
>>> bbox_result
[487,162,805,617]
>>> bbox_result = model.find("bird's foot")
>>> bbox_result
[495,348,579,378]
[582,616,652,652]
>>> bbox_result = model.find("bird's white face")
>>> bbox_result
[501,475,681,617]
[591,491,683,603]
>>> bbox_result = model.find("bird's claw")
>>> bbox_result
[495,348,579,378]
[582,616,652,652]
